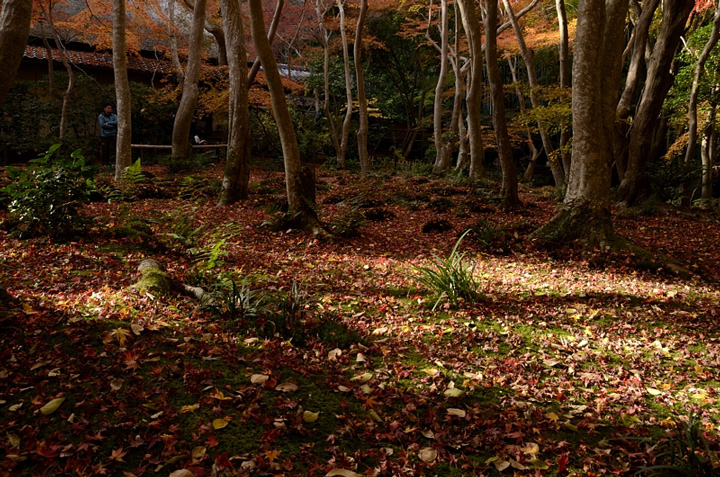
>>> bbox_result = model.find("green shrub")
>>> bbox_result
[428,197,455,213]
[415,230,481,310]
[468,218,509,252]
[1,145,96,239]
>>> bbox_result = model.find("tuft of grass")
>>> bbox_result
[414,230,482,310]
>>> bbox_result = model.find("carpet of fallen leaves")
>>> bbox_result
[1,164,719,477]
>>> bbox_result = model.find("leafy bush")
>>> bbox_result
[1,145,96,239]
[202,278,267,326]
[159,207,205,248]
[415,231,481,310]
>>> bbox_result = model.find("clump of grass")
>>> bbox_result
[637,411,720,476]
[422,219,453,233]
[415,230,481,310]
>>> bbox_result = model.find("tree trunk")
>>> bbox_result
[172,0,208,162]
[507,57,541,182]
[454,0,484,180]
[39,22,54,94]
[168,0,185,88]
[43,5,74,140]
[113,0,133,182]
[502,0,564,188]
[248,0,284,85]
[482,0,520,210]
[355,0,370,177]
[556,0,572,175]
[617,0,694,206]
[535,0,628,246]
[431,0,452,174]
[248,0,320,230]
[315,0,342,160]
[701,114,715,200]
[684,4,720,170]
[338,0,353,169]
[613,0,660,182]
[0,0,32,106]
[218,0,251,205]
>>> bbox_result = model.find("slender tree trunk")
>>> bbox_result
[462,2,484,182]
[355,0,370,177]
[0,0,32,106]
[113,0,133,181]
[172,0,208,161]
[316,0,341,159]
[556,0,571,176]
[507,57,541,182]
[617,0,694,206]
[39,22,54,94]
[502,0,564,188]
[482,0,520,210]
[44,5,74,140]
[168,0,185,88]
[701,111,716,200]
[613,0,660,182]
[248,0,284,85]
[218,0,251,205]
[685,4,720,169]
[337,0,353,169]
[248,0,320,229]
[431,0,452,174]
[535,0,628,246]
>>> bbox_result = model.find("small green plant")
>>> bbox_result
[203,277,267,325]
[330,206,365,238]
[1,144,97,239]
[190,239,228,271]
[468,219,508,251]
[265,281,313,340]
[160,208,205,248]
[632,412,720,476]
[415,230,481,310]
[122,158,146,184]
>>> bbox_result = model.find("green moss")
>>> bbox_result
[131,267,172,294]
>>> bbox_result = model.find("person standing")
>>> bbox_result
[98,103,118,165]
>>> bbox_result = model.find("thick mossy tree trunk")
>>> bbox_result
[248,0,320,231]
[535,0,628,247]
[0,0,32,106]
[218,0,251,205]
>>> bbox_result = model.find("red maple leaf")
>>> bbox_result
[109,446,128,462]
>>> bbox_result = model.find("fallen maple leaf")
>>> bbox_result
[109,446,127,462]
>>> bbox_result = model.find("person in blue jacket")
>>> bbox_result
[98,103,117,165]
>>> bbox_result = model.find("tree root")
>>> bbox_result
[533,206,695,280]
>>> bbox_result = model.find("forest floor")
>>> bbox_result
[1,162,720,476]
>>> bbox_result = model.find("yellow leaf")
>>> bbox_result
[444,388,464,397]
[250,374,269,384]
[418,447,436,462]
[303,410,319,423]
[447,408,466,418]
[647,387,663,396]
[493,459,510,471]
[7,433,20,448]
[212,418,229,430]
[522,442,540,456]
[350,372,373,383]
[275,382,299,392]
[326,469,360,477]
[191,446,206,459]
[40,397,65,415]
[180,403,200,413]
[546,412,559,422]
